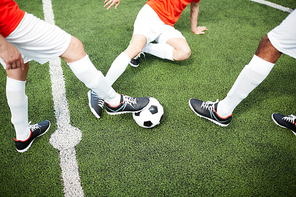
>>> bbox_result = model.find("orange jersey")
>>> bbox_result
[0,0,25,37]
[146,0,200,27]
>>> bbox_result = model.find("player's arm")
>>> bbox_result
[0,34,24,70]
[104,0,121,10]
[190,2,207,34]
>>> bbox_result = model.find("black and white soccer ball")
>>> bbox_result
[133,97,164,128]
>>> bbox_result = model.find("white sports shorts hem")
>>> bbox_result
[1,12,71,69]
[133,4,185,44]
[267,10,296,59]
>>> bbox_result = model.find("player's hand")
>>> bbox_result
[0,39,24,70]
[104,0,121,10]
[192,26,208,35]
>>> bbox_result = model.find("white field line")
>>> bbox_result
[42,0,84,196]
[250,0,294,13]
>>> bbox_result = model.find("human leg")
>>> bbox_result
[189,35,280,126]
[61,36,121,106]
[6,63,30,141]
[142,24,191,61]
[215,11,296,121]
[217,36,280,117]
[105,34,147,86]
[62,36,150,114]
[87,33,147,118]
[142,42,174,61]
[5,63,51,152]
[166,38,191,61]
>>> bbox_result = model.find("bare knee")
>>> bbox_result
[61,36,86,63]
[255,35,282,63]
[182,47,191,60]
[175,46,191,61]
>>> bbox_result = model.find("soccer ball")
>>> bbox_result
[133,97,164,128]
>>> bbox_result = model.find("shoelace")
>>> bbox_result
[98,99,104,108]
[91,90,104,108]
[201,99,219,110]
[123,95,137,106]
[283,114,296,124]
[29,121,41,131]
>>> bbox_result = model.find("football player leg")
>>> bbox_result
[166,37,191,61]
[6,63,51,152]
[216,35,281,118]
[189,34,281,126]
[86,34,147,118]
[6,64,29,148]
[105,34,147,86]
[142,26,191,61]
[190,10,296,126]
[61,36,149,116]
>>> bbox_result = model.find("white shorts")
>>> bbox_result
[1,12,71,69]
[133,4,185,44]
[267,10,296,59]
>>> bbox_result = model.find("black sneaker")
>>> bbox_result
[105,95,149,115]
[129,52,145,67]
[272,113,296,134]
[189,98,232,127]
[15,120,51,153]
[88,90,104,119]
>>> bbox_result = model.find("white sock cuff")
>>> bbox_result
[121,52,131,61]
[67,54,89,67]
[248,55,275,74]
[6,77,26,91]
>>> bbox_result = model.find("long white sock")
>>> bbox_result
[68,55,120,106]
[143,43,174,61]
[105,52,130,86]
[6,77,30,141]
[218,55,275,117]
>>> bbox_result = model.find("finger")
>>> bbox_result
[20,58,24,70]
[15,60,21,69]
[114,2,120,9]
[5,64,11,71]
[107,2,115,10]
[10,62,16,70]
[104,1,111,7]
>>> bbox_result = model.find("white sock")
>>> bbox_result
[143,43,174,61]
[68,55,120,106]
[218,55,275,117]
[105,52,131,86]
[6,77,30,141]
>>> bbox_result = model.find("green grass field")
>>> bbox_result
[1,0,296,196]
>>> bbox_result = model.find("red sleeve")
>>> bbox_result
[0,0,25,38]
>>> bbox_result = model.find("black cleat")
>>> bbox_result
[105,95,149,115]
[88,90,104,119]
[272,113,296,134]
[189,98,232,127]
[129,52,145,67]
[15,120,51,153]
